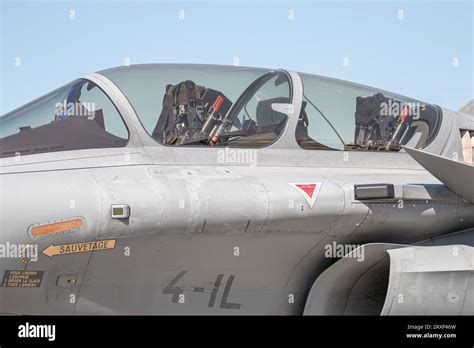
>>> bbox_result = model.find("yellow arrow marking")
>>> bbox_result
[42,240,116,258]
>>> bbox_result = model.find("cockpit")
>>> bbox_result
[0,64,442,158]
[149,70,295,148]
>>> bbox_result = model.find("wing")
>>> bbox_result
[404,146,474,203]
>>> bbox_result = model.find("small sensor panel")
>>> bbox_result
[111,204,130,219]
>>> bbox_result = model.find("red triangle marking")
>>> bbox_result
[295,184,317,198]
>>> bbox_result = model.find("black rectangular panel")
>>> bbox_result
[354,184,395,200]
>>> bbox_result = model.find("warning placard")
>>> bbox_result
[42,240,116,258]
[1,270,44,288]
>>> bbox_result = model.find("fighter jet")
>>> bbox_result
[0,64,473,315]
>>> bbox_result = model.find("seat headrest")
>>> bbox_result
[256,97,289,126]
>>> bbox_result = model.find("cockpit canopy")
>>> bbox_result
[0,64,442,158]
[299,73,442,151]
[102,65,295,148]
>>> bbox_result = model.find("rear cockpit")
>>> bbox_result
[299,73,442,152]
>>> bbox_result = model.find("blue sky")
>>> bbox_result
[1,0,472,114]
